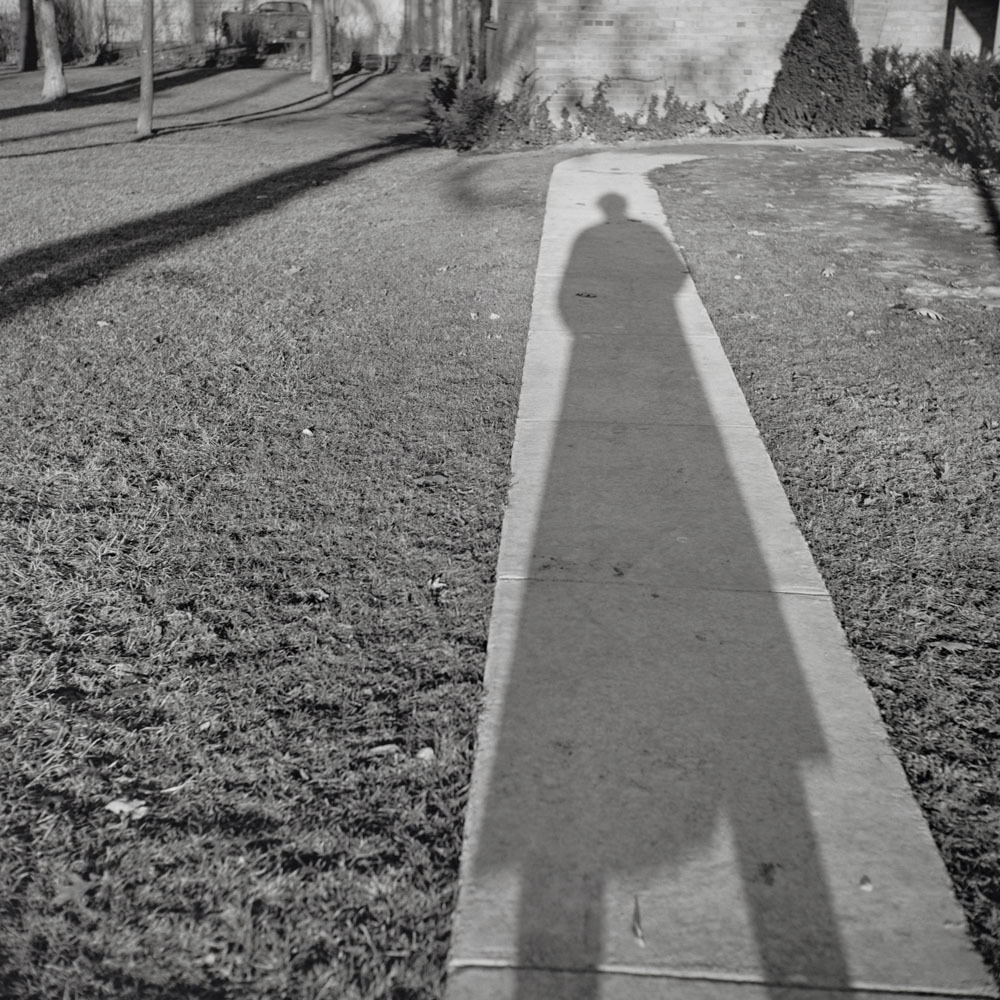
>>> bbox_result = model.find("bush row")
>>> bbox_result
[427,71,763,152]
[866,48,1000,172]
[429,52,1000,174]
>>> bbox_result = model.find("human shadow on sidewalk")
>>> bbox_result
[465,193,851,997]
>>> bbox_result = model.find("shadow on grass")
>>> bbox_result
[0,70,296,149]
[0,131,429,320]
[973,168,1000,263]
[151,69,383,136]
[0,71,392,160]
[0,65,240,122]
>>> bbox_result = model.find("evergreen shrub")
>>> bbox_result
[764,0,867,135]
[865,45,921,133]
[427,68,555,151]
[913,51,1000,171]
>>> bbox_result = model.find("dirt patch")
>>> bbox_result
[833,164,1000,304]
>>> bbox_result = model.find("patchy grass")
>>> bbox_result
[652,143,1000,981]
[0,66,566,999]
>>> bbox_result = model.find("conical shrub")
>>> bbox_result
[764,0,868,135]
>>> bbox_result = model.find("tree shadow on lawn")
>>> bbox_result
[149,69,386,137]
[0,70,301,149]
[0,90,338,160]
[972,168,1000,263]
[0,131,429,321]
[0,72,392,160]
[0,65,241,122]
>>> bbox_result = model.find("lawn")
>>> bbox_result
[1,64,565,1000]
[2,63,999,999]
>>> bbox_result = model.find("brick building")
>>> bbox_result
[483,0,999,112]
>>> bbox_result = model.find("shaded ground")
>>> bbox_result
[0,63,428,159]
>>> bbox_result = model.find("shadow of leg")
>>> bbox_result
[732,766,851,993]
[515,866,603,1000]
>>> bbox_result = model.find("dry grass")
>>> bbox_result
[0,64,565,1000]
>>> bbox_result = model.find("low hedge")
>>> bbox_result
[428,49,1000,175]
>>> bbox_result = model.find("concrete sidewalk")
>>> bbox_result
[444,149,998,1000]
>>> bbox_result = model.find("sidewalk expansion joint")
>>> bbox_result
[513,416,761,430]
[448,960,996,998]
[493,572,831,599]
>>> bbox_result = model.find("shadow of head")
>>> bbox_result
[597,191,628,221]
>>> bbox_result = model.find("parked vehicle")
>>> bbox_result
[220,2,311,47]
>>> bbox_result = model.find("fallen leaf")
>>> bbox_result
[104,798,148,819]
[369,743,401,757]
[52,872,93,909]
[284,265,303,275]
[294,587,330,603]
[416,747,436,763]
[933,640,975,654]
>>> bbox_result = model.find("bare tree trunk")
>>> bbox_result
[18,0,38,71]
[310,0,331,93]
[456,0,469,87]
[36,0,67,100]
[136,0,154,135]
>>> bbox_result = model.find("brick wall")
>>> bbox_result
[488,0,1000,112]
